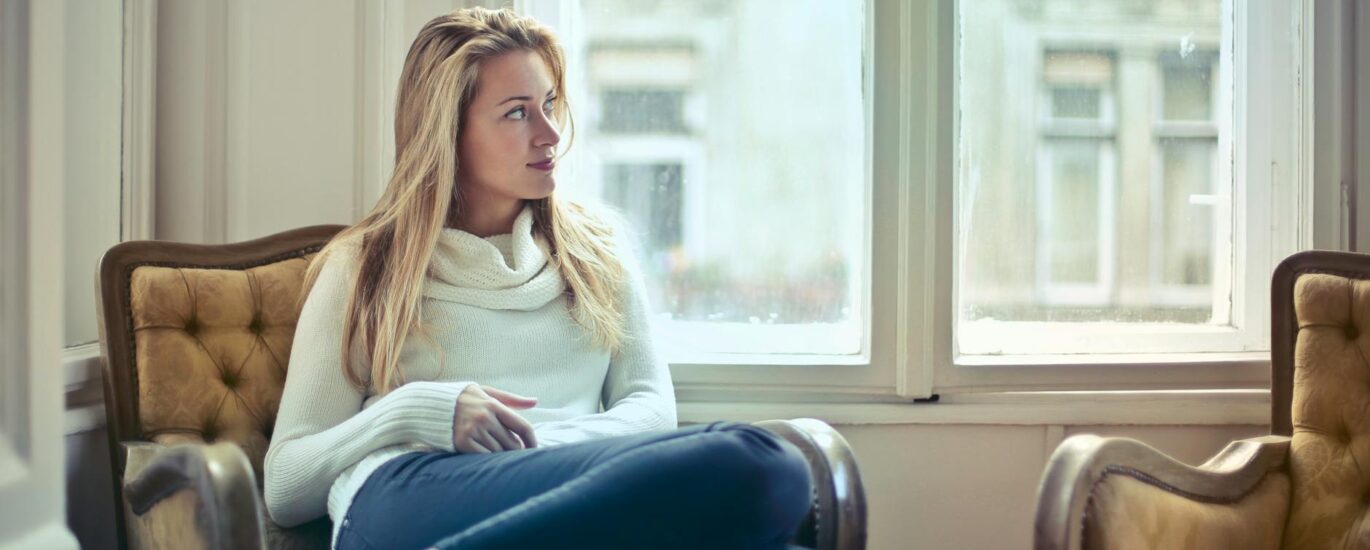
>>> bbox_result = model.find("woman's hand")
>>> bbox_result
[452,384,539,453]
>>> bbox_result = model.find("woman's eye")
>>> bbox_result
[506,107,526,120]
[543,98,556,112]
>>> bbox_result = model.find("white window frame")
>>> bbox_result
[941,0,1313,393]
[514,0,1317,401]
[957,2,1276,360]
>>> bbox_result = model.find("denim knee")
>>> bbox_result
[706,424,815,536]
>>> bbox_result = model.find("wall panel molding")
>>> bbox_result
[204,0,229,243]
[122,0,157,241]
[357,0,407,220]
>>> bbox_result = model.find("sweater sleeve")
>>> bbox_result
[532,230,678,448]
[263,245,471,527]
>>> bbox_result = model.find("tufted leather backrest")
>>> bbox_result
[129,257,315,484]
[97,225,345,547]
[1282,271,1370,548]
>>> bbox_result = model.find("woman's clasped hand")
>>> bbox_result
[451,384,540,453]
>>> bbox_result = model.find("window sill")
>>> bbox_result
[66,339,1268,432]
[953,350,1269,368]
[678,389,1270,426]
[63,343,106,435]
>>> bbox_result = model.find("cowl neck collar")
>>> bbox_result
[422,205,564,310]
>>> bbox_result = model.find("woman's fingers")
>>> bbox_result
[482,386,539,409]
[453,385,540,453]
[495,406,538,449]
[471,426,505,453]
[459,437,492,454]
[484,418,524,451]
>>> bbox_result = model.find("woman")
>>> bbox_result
[262,7,813,550]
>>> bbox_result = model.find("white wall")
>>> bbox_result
[844,423,1267,550]
[155,0,364,243]
[61,0,122,349]
[1357,0,1370,252]
[154,0,479,244]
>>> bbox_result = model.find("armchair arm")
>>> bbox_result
[121,441,266,550]
[754,418,868,550]
[1034,434,1292,550]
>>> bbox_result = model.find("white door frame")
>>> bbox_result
[0,0,79,547]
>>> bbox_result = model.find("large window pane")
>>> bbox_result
[598,89,687,133]
[1042,139,1103,286]
[1051,88,1101,120]
[603,162,684,267]
[1158,139,1215,287]
[546,0,868,358]
[1161,50,1217,121]
[958,0,1228,354]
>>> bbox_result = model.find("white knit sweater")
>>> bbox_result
[261,205,678,548]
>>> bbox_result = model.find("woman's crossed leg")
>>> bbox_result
[336,421,814,550]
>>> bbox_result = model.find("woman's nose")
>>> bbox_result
[533,110,560,149]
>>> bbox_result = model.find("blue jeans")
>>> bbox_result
[335,421,814,550]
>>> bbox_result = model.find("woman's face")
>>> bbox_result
[457,50,561,212]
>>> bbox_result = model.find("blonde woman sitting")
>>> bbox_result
[263,7,813,550]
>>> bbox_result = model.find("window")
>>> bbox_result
[524,0,868,363]
[954,0,1277,358]
[511,0,1312,399]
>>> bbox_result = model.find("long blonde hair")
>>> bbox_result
[299,7,627,396]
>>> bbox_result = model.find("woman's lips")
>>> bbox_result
[528,159,555,171]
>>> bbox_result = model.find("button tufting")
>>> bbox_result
[1347,324,1361,341]
[184,317,200,335]
[1341,427,1354,446]
[222,370,237,388]
[249,316,264,334]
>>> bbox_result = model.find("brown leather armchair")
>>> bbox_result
[1033,250,1370,549]
[96,226,868,550]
